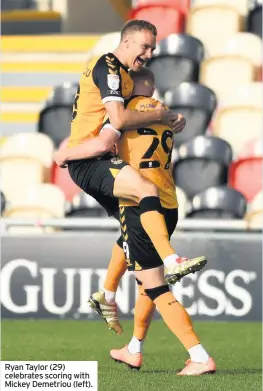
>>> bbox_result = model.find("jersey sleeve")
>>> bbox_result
[92,55,124,105]
[100,117,122,138]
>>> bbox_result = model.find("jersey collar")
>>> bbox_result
[107,52,129,73]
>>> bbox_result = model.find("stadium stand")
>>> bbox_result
[164,82,217,147]
[1,0,62,34]
[246,190,263,230]
[3,183,66,233]
[248,3,262,38]
[0,136,7,148]
[1,191,6,215]
[0,132,54,197]
[200,33,261,102]
[187,2,244,57]
[223,32,262,72]
[147,34,204,95]
[66,192,107,218]
[189,0,249,18]
[213,82,262,156]
[186,185,247,219]
[1,0,37,11]
[38,82,78,147]
[172,135,233,199]
[51,137,81,202]
[238,137,263,159]
[86,32,121,63]
[1,35,100,135]
[129,1,186,41]
[3,183,65,218]
[229,156,262,203]
[0,0,262,231]
[175,186,188,221]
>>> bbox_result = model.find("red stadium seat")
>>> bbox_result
[229,157,262,202]
[129,3,184,41]
[51,138,81,201]
[258,65,262,81]
[132,0,191,17]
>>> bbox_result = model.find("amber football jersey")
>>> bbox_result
[68,53,133,148]
[118,96,178,209]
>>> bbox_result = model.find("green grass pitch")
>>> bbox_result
[1,320,262,391]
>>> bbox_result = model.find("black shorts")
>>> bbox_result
[67,155,128,219]
[119,206,178,271]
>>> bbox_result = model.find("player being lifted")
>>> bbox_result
[103,68,216,376]
[55,67,215,375]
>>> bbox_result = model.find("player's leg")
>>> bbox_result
[113,164,175,262]
[111,269,216,374]
[137,267,216,375]
[132,279,155,345]
[68,157,207,284]
[103,238,126,294]
[110,279,155,370]
[110,208,216,375]
[88,238,127,335]
[83,191,127,334]
[89,205,206,334]
[113,165,207,283]
[110,207,174,367]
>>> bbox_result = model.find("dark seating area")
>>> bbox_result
[186,186,247,219]
[1,0,37,10]
[147,34,204,95]
[172,136,233,199]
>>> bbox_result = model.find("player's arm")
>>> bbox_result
[105,100,164,130]
[105,102,185,133]
[53,127,119,167]
[93,57,178,131]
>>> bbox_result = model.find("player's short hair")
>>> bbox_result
[121,20,157,40]
[129,67,155,83]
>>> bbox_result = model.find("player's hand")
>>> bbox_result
[172,113,186,134]
[156,102,179,129]
[53,149,68,168]
[109,143,118,156]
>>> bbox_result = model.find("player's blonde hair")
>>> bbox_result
[121,20,157,40]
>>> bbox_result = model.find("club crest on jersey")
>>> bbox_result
[107,74,120,91]
[111,157,123,165]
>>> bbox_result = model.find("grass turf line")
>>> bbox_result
[1,320,262,391]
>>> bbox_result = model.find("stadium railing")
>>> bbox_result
[0,218,255,233]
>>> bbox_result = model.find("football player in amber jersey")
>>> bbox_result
[55,20,205,288]
[118,87,178,210]
[94,68,215,376]
[55,20,192,286]
[55,67,214,376]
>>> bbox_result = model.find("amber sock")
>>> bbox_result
[145,286,200,350]
[103,242,127,296]
[133,282,155,341]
